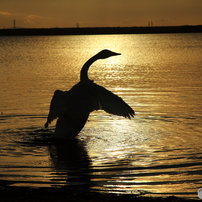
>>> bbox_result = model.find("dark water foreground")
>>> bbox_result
[0,187,199,202]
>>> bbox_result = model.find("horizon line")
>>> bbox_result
[1,24,202,30]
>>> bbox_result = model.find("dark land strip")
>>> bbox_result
[0,25,202,36]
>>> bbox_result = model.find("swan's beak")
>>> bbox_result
[112,51,121,56]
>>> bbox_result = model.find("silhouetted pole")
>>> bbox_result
[13,20,16,29]
[148,20,153,27]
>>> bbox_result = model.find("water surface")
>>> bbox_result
[0,33,202,199]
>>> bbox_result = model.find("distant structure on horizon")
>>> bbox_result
[13,20,16,29]
[148,20,153,27]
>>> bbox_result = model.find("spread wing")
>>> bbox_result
[45,81,134,129]
[92,83,135,119]
[44,90,68,128]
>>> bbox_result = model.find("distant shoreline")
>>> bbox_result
[0,25,202,36]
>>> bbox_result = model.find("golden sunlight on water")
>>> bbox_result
[0,33,202,199]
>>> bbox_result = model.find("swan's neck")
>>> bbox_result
[80,54,99,81]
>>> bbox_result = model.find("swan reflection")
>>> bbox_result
[48,139,91,189]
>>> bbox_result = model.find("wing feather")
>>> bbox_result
[92,83,135,119]
[44,90,68,128]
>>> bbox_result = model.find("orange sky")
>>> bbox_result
[0,0,202,28]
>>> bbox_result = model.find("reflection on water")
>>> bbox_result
[0,33,202,199]
[48,139,91,189]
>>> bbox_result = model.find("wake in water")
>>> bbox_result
[0,125,201,199]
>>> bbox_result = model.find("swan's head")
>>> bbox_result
[97,49,121,59]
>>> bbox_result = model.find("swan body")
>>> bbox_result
[45,50,135,140]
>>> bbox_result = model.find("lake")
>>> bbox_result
[0,33,202,199]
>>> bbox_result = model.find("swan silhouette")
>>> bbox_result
[45,49,135,140]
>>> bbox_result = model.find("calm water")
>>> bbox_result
[0,34,202,199]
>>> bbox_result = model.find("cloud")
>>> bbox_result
[24,14,44,25]
[0,11,45,28]
[0,11,13,16]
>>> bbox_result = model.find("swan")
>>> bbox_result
[45,49,135,140]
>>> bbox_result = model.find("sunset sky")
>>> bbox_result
[0,0,202,28]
